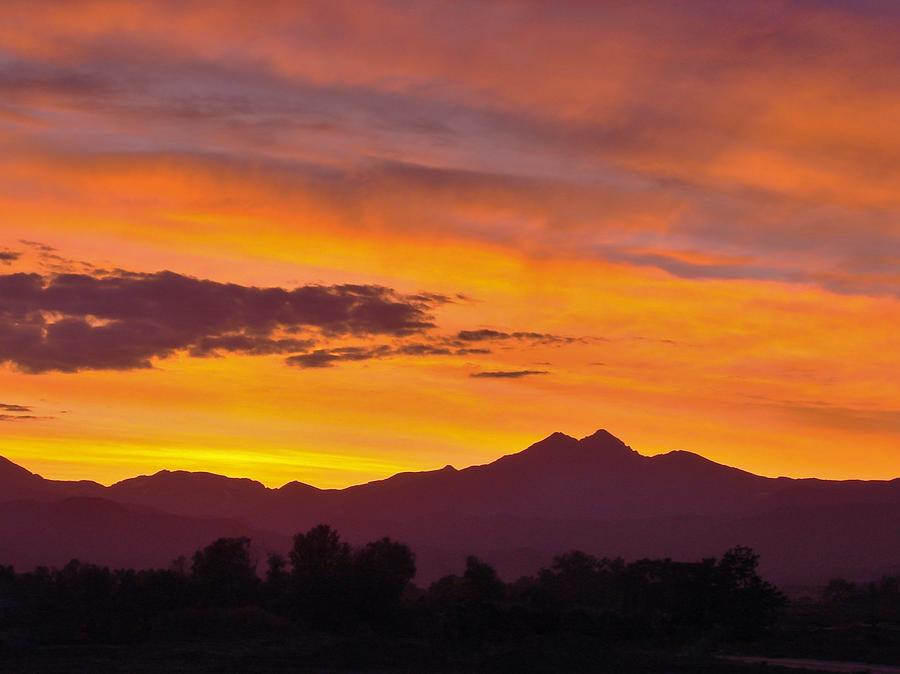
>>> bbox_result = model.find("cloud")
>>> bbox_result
[285,341,491,368]
[455,329,572,344]
[0,270,441,373]
[0,414,51,422]
[0,401,51,421]
[0,263,581,374]
[187,335,317,357]
[19,240,57,253]
[0,403,32,412]
[395,343,453,356]
[285,346,392,369]
[0,0,897,306]
[470,370,550,379]
[0,251,20,264]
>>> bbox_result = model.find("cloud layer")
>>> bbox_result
[0,1,897,296]
[0,271,440,373]
[0,268,576,374]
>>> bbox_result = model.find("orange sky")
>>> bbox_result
[1,1,898,487]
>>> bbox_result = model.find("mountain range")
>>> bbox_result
[3,429,900,586]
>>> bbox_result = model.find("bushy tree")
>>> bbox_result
[264,552,290,614]
[289,524,352,628]
[426,556,506,644]
[351,537,416,625]
[713,546,785,638]
[191,537,259,607]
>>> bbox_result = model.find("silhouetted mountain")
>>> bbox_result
[3,429,900,584]
[0,456,51,501]
[108,470,273,520]
[0,456,104,501]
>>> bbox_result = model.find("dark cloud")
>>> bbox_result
[455,329,571,344]
[0,401,50,421]
[0,251,20,264]
[285,339,511,367]
[0,414,52,422]
[285,340,505,368]
[285,346,392,369]
[395,343,453,356]
[0,267,578,374]
[0,403,32,412]
[19,240,57,253]
[188,335,316,357]
[0,271,440,373]
[470,370,550,379]
[457,329,509,341]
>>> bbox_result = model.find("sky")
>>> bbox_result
[0,0,898,487]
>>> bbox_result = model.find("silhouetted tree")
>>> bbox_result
[351,537,416,625]
[191,537,259,607]
[536,551,627,610]
[290,524,351,577]
[462,555,505,603]
[426,556,506,645]
[289,524,352,628]
[264,552,290,614]
[0,532,793,652]
[713,546,785,638]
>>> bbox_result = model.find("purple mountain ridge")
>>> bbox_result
[2,429,900,586]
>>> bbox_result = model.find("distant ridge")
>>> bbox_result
[3,428,900,584]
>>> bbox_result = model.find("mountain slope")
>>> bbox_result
[0,456,105,502]
[0,497,287,571]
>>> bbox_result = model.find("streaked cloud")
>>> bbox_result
[0,402,32,412]
[0,1,896,297]
[0,401,51,422]
[470,370,550,379]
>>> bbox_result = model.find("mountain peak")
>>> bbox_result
[577,428,639,462]
[579,428,633,449]
[580,428,622,443]
[488,431,578,468]
[524,431,579,451]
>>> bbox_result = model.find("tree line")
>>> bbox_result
[0,525,785,645]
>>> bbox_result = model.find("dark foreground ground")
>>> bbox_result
[0,636,843,674]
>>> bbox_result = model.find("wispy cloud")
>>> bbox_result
[470,370,550,379]
[0,402,32,412]
[0,402,52,422]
